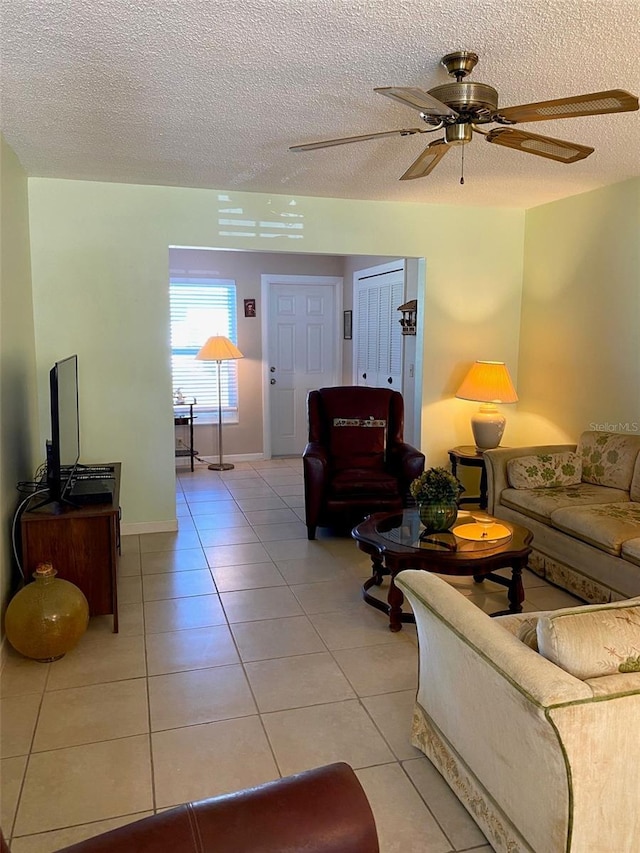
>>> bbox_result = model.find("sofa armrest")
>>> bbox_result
[52,764,379,853]
[302,441,329,471]
[303,441,329,528]
[396,570,590,706]
[390,441,425,491]
[397,570,593,851]
[484,444,577,514]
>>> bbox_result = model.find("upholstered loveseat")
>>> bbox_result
[484,431,640,603]
[397,570,640,853]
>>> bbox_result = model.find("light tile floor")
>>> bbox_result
[1,459,584,852]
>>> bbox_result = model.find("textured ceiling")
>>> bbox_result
[1,0,639,208]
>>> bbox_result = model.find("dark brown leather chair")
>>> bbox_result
[303,386,425,539]
[1,764,378,853]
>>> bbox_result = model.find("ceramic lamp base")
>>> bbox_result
[471,404,506,450]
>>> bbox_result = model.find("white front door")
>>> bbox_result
[262,275,342,457]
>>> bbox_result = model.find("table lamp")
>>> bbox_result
[196,336,244,470]
[455,361,518,450]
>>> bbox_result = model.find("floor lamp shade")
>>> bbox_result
[455,361,518,450]
[196,336,244,471]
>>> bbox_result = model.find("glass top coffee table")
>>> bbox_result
[352,509,533,631]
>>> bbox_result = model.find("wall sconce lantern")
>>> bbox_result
[398,300,417,336]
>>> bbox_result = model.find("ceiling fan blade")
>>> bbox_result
[486,128,594,163]
[400,140,450,180]
[497,89,639,123]
[289,128,426,151]
[375,87,458,118]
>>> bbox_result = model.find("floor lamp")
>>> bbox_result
[196,336,244,471]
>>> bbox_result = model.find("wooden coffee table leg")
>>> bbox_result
[508,561,525,613]
[371,554,384,586]
[388,574,404,632]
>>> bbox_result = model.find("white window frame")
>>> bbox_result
[169,277,239,424]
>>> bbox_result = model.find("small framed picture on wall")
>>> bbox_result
[244,299,256,318]
[343,310,352,340]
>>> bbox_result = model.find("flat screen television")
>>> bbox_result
[46,354,80,502]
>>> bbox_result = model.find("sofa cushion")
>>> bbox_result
[517,619,540,651]
[551,502,640,556]
[621,538,640,567]
[507,452,582,489]
[493,612,551,647]
[537,598,640,679]
[577,430,640,490]
[329,468,400,498]
[500,483,629,524]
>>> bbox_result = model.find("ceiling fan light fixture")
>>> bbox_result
[445,124,473,145]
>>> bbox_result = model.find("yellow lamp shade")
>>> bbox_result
[456,361,518,450]
[196,336,244,361]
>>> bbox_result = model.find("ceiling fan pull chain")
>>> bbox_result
[460,144,465,185]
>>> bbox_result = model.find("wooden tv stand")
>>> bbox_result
[20,463,121,632]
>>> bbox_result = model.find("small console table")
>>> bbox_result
[448,445,488,510]
[20,463,121,631]
[174,404,197,472]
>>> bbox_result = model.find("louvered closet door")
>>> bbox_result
[354,265,404,389]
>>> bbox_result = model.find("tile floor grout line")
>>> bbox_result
[397,755,460,851]
[139,574,159,817]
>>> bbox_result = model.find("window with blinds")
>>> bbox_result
[170,278,239,419]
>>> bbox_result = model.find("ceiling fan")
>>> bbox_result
[290,51,639,181]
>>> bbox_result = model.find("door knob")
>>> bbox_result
[362,372,367,379]
[270,366,276,373]
[270,378,276,385]
[387,377,393,384]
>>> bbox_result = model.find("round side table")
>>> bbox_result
[448,445,488,509]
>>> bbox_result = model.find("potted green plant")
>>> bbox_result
[410,467,464,533]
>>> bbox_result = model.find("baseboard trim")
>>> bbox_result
[120,520,178,536]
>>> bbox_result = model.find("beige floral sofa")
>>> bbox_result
[484,431,640,603]
[397,569,640,853]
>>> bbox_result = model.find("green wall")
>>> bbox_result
[0,136,39,620]
[27,179,526,529]
[517,178,640,443]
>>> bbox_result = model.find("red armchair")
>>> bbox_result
[303,386,425,539]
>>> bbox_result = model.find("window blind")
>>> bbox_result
[169,278,239,414]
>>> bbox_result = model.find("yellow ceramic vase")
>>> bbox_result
[5,562,89,662]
